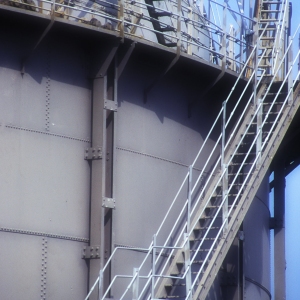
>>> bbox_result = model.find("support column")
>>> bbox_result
[87,41,119,300]
[89,76,106,299]
[273,159,286,300]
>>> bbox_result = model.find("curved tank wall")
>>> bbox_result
[0,23,91,299]
[0,5,271,300]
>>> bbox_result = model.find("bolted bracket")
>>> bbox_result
[82,245,100,259]
[104,99,117,111]
[102,197,115,209]
[84,146,102,160]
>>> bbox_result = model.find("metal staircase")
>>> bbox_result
[85,1,300,299]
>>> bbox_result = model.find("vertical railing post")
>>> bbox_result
[221,1,227,69]
[177,0,182,53]
[98,270,103,300]
[288,35,293,104]
[132,268,139,300]
[221,101,228,236]
[187,165,192,233]
[228,25,235,71]
[118,0,125,42]
[184,233,192,300]
[187,6,193,55]
[185,165,192,299]
[151,234,156,299]
[239,0,244,70]
[252,21,259,104]
[256,97,262,168]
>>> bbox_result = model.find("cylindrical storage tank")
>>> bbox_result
[243,173,271,300]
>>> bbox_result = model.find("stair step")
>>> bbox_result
[193,237,219,242]
[177,260,204,265]
[230,162,253,166]
[229,172,253,176]
[262,1,282,4]
[260,36,275,40]
[200,215,222,220]
[264,94,286,97]
[260,19,278,23]
[259,64,272,68]
[261,10,281,13]
[190,247,217,251]
[259,27,276,31]
[206,205,234,209]
[234,152,256,155]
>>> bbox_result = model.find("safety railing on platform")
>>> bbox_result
[0,0,256,74]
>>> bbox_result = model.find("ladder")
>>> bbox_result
[85,2,300,300]
[257,0,289,79]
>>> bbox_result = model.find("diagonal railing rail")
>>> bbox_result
[1,0,255,74]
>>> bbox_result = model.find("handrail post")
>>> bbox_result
[151,234,156,299]
[256,97,262,168]
[221,101,226,168]
[177,0,182,53]
[187,6,192,55]
[132,268,139,300]
[221,101,228,236]
[184,233,192,300]
[288,35,293,104]
[98,270,103,300]
[118,0,125,42]
[221,101,228,235]
[221,1,227,69]
[187,165,192,233]
[253,20,258,104]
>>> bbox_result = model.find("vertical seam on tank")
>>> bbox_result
[45,43,51,132]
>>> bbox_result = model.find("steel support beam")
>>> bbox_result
[273,159,286,300]
[89,75,106,300]
[88,42,119,299]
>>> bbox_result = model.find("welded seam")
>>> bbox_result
[0,227,89,243]
[5,124,90,143]
[116,146,204,172]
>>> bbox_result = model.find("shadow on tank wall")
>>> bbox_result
[0,5,251,139]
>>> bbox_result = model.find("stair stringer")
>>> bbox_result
[154,84,267,299]
[193,82,300,300]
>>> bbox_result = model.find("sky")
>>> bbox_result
[286,166,300,299]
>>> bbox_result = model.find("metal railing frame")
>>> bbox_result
[85,17,300,299]
[2,0,255,73]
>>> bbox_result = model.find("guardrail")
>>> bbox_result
[0,0,255,74]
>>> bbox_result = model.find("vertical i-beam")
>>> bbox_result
[273,159,286,300]
[89,41,119,300]
[89,74,106,298]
